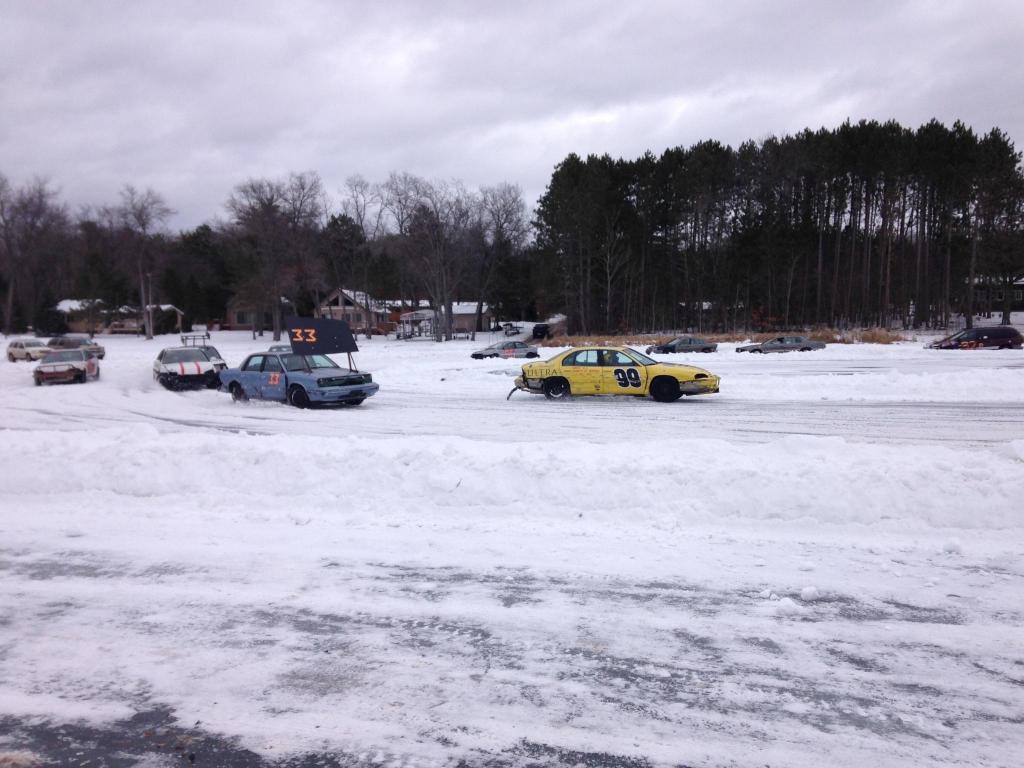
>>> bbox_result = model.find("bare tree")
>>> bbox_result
[113,185,174,339]
[227,172,326,340]
[408,179,479,340]
[0,176,71,334]
[475,183,528,331]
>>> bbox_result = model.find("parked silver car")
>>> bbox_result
[645,336,718,354]
[471,340,540,359]
[7,338,51,362]
[736,336,826,353]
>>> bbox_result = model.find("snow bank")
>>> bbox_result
[4,426,1021,533]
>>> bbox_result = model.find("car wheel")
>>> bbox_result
[7,354,14,362]
[288,385,310,409]
[650,376,680,403]
[229,382,248,403]
[34,376,41,386]
[543,377,571,400]
[703,348,713,353]
[95,367,100,380]
[344,397,366,406]
[800,347,812,352]
[77,371,87,384]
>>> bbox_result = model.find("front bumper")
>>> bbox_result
[36,369,82,383]
[309,381,380,403]
[159,372,219,390]
[679,376,720,395]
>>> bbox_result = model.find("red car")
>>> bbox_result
[33,349,101,385]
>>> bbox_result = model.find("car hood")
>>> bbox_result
[158,361,217,373]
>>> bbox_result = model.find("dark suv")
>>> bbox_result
[927,326,1022,350]
[532,323,551,340]
[47,335,107,359]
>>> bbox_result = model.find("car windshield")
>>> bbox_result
[623,349,658,366]
[201,346,222,358]
[282,354,339,372]
[42,350,83,362]
[163,349,208,363]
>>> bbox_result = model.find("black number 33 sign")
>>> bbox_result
[613,368,642,388]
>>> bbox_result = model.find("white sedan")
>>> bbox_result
[153,347,221,390]
[7,339,51,362]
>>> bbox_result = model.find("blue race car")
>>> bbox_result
[219,351,379,408]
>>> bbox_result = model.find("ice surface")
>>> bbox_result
[1,332,1023,766]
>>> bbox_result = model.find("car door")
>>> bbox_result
[239,355,265,395]
[258,354,287,400]
[763,338,786,353]
[562,349,603,393]
[600,349,648,395]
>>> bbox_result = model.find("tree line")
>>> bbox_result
[534,119,1024,334]
[0,172,530,340]
[3,119,1022,340]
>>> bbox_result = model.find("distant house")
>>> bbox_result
[443,302,495,333]
[319,288,391,329]
[972,278,1024,312]
[54,299,104,334]
[220,297,294,331]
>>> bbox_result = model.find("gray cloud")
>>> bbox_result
[1,0,1021,227]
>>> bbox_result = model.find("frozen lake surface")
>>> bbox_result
[1,332,1022,767]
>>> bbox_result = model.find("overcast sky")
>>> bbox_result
[2,0,1022,228]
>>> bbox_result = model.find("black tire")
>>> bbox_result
[526,352,539,358]
[34,376,41,386]
[703,348,714,353]
[543,377,571,400]
[76,371,87,384]
[7,354,15,363]
[345,397,366,406]
[650,376,680,403]
[230,382,248,403]
[95,367,100,380]
[288,385,310,409]
[800,347,812,352]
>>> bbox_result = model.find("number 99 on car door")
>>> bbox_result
[600,349,649,394]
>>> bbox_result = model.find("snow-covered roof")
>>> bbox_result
[146,304,183,313]
[55,299,102,313]
[321,288,387,312]
[447,302,489,315]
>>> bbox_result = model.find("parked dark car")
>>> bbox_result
[736,336,826,353]
[645,336,717,354]
[927,326,1022,350]
[532,323,551,340]
[47,335,106,359]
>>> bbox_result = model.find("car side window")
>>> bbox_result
[602,351,635,366]
[263,356,282,373]
[565,350,598,366]
[243,355,264,372]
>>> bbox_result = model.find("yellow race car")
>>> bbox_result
[511,346,720,402]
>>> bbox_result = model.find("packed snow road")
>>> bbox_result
[1,332,1023,767]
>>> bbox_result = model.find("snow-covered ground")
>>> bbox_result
[1,332,1023,767]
